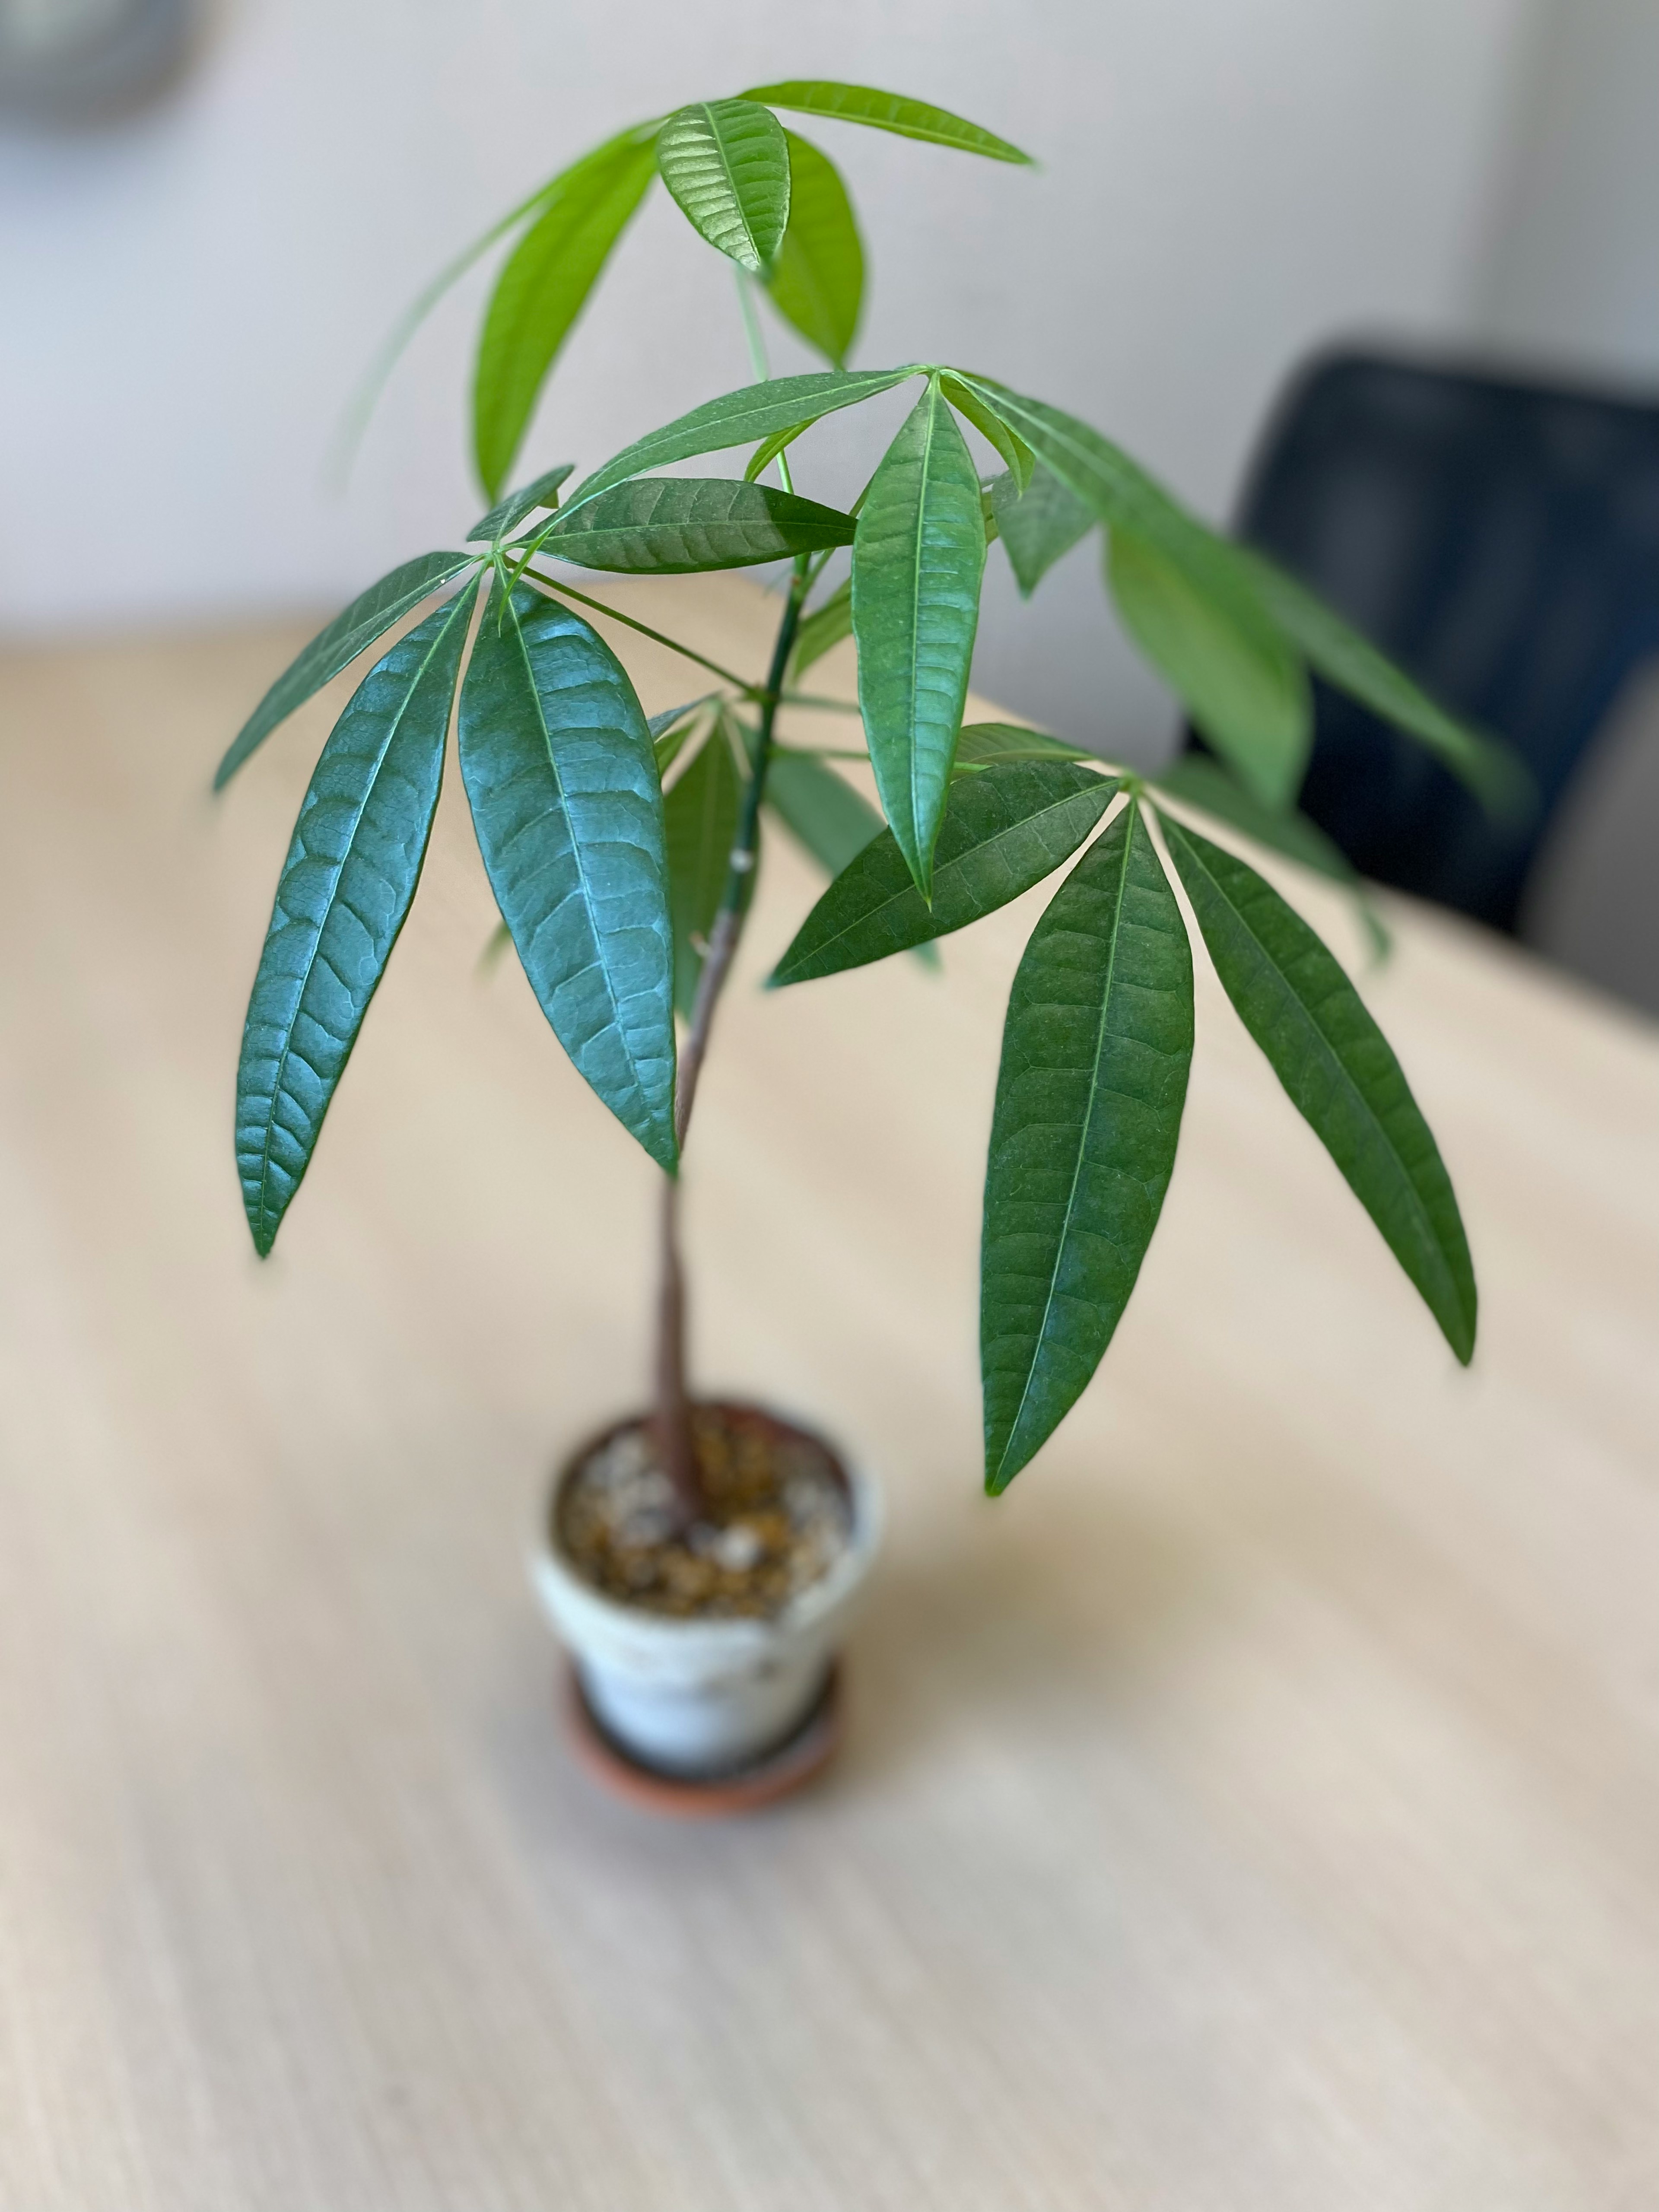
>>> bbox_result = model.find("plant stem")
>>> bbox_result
[653,559,812,1520]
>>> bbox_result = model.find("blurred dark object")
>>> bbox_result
[1221,350,1659,947]
[0,0,196,127]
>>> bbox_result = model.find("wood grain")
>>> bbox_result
[1,575,1656,2210]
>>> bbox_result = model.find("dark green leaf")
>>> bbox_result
[664,724,744,1018]
[458,585,677,1169]
[764,748,884,877]
[566,367,922,512]
[473,129,659,498]
[745,420,815,483]
[764,131,864,365]
[989,463,1093,597]
[467,462,576,545]
[741,81,1033,164]
[772,761,1119,985]
[1161,817,1474,1358]
[541,477,854,573]
[1238,550,1529,813]
[1107,527,1310,807]
[235,582,478,1255]
[651,697,715,775]
[942,375,1034,490]
[954,720,1093,767]
[853,378,987,895]
[981,799,1194,1491]
[657,99,791,273]
[789,575,853,677]
[215,551,476,790]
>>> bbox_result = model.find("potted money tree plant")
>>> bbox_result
[222,82,1503,1806]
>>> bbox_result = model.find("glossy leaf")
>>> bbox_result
[467,463,576,545]
[745,420,814,483]
[789,575,853,677]
[664,724,743,1017]
[566,367,921,512]
[953,720,1093,768]
[766,132,864,365]
[981,800,1194,1491]
[458,585,677,1169]
[1238,549,1527,812]
[541,477,854,573]
[741,81,1033,164]
[473,128,659,498]
[1107,527,1310,808]
[989,463,1093,597]
[235,582,478,1255]
[942,375,1034,490]
[215,551,476,789]
[764,748,884,877]
[853,378,987,894]
[657,99,791,274]
[1162,817,1475,1360]
[772,761,1119,985]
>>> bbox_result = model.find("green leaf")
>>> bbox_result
[215,550,476,790]
[473,128,659,498]
[772,761,1119,985]
[941,375,1034,490]
[566,367,922,512]
[745,420,815,483]
[764,748,884,877]
[1106,527,1310,808]
[853,378,987,895]
[1238,550,1529,814]
[467,463,576,545]
[657,99,791,274]
[235,582,478,1255]
[1161,816,1475,1360]
[989,463,1093,597]
[765,132,864,365]
[664,723,744,1019]
[458,585,677,1170]
[541,477,854,573]
[981,799,1195,1491]
[788,575,853,677]
[953,720,1093,767]
[741,81,1033,164]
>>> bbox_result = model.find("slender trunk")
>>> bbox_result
[652,564,812,1520]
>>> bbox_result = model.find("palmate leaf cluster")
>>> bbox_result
[228,82,1496,1492]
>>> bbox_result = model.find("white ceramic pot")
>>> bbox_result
[531,1414,882,1779]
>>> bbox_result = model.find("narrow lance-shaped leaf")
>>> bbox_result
[664,724,743,1018]
[468,463,576,546]
[953,721,1093,768]
[788,575,853,677]
[772,761,1120,985]
[541,477,854,573]
[853,377,987,894]
[215,551,476,789]
[1106,526,1311,809]
[565,366,922,512]
[473,127,659,498]
[765,132,863,365]
[1160,815,1475,1359]
[741,82,1033,164]
[657,99,791,273]
[764,748,884,876]
[942,375,1034,490]
[989,464,1093,597]
[745,420,814,483]
[982,799,1195,1491]
[458,585,677,1170]
[235,580,479,1255]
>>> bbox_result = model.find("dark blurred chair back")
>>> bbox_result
[1231,350,1659,931]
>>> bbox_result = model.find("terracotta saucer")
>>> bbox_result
[562,1663,843,1818]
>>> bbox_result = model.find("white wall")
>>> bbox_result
[0,0,1535,753]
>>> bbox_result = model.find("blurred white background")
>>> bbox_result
[2,0,1656,755]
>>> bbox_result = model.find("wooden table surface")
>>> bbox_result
[3,575,1658,2211]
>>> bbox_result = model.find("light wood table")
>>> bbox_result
[3,575,1657,2211]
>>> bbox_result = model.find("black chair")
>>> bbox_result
[1219,349,1659,932]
